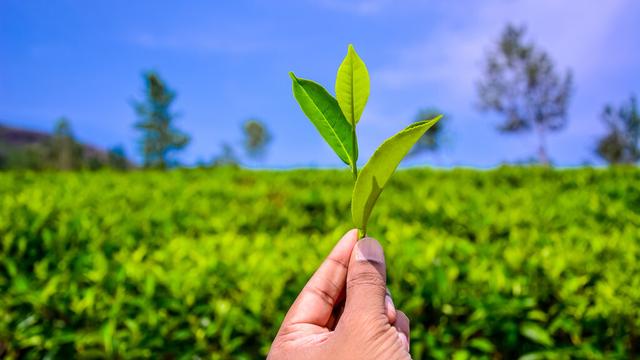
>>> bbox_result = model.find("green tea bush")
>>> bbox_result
[0,167,639,359]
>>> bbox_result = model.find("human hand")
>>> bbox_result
[268,230,411,360]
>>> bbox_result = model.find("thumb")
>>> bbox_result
[344,237,387,317]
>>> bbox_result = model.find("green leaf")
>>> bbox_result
[518,353,548,360]
[452,350,470,360]
[336,44,370,126]
[469,338,495,353]
[352,116,442,233]
[290,72,356,166]
[520,322,554,347]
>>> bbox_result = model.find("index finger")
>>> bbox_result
[282,229,358,328]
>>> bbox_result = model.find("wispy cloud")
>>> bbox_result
[374,0,629,92]
[309,0,394,15]
[369,0,636,165]
[375,30,484,100]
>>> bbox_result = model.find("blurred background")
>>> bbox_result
[1,0,639,168]
[1,1,639,359]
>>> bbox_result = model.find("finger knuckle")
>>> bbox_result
[347,271,386,290]
[307,283,337,307]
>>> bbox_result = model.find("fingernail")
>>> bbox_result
[398,332,409,351]
[354,238,384,263]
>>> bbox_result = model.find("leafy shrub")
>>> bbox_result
[0,167,639,359]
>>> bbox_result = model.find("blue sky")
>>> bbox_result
[1,0,639,167]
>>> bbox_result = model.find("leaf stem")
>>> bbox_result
[351,126,358,181]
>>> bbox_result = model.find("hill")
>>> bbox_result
[0,123,107,158]
[0,123,129,169]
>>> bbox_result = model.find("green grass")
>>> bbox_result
[1,167,639,359]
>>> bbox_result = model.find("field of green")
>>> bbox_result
[1,167,639,359]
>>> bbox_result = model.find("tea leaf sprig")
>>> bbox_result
[290,45,442,236]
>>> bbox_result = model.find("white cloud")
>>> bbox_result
[375,30,484,100]
[375,0,629,91]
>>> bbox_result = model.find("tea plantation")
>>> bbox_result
[1,167,639,359]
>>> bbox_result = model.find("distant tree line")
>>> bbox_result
[0,118,129,171]
[211,118,272,167]
[0,71,273,171]
[133,71,272,169]
[1,24,637,170]
[596,95,639,164]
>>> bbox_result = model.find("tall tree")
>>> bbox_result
[596,95,640,164]
[476,24,573,165]
[133,71,190,168]
[407,108,446,157]
[242,118,272,161]
[48,118,84,170]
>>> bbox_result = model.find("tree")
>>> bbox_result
[242,118,272,161]
[107,145,130,170]
[0,126,48,170]
[596,95,640,164]
[133,71,190,168]
[5,145,47,170]
[407,108,446,157]
[476,24,573,165]
[0,138,9,170]
[212,143,239,167]
[48,118,84,170]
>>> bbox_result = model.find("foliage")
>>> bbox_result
[0,144,48,171]
[0,120,122,171]
[596,94,640,165]
[290,73,355,167]
[107,146,130,170]
[242,119,272,161]
[211,143,240,167]
[408,108,447,157]
[0,167,639,359]
[335,44,370,126]
[352,119,439,234]
[291,45,441,235]
[47,118,85,170]
[476,24,573,165]
[133,71,190,169]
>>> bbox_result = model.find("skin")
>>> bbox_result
[268,229,411,360]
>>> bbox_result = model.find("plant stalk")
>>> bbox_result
[351,125,358,182]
